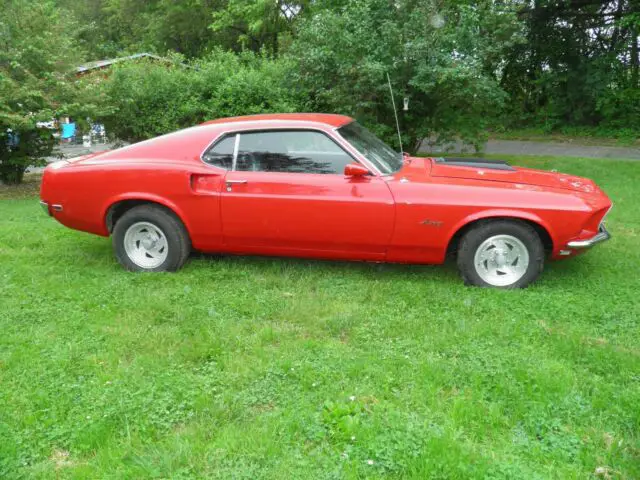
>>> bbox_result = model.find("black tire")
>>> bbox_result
[456,220,545,289]
[112,205,191,272]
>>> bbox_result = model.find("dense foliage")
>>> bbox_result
[502,0,640,134]
[289,0,521,151]
[87,52,304,142]
[0,0,81,183]
[70,0,638,149]
[2,0,638,182]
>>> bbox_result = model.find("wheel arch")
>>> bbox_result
[104,194,191,235]
[446,211,555,257]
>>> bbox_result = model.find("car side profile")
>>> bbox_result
[40,113,612,288]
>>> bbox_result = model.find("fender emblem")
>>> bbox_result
[421,219,443,227]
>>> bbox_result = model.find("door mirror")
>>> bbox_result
[344,163,370,177]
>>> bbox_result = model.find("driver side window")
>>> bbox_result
[236,130,354,174]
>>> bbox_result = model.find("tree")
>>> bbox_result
[210,0,314,55]
[0,0,82,184]
[289,0,522,152]
[501,0,640,131]
[62,0,231,59]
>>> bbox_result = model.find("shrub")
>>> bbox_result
[0,129,54,185]
[90,51,306,143]
[0,0,81,184]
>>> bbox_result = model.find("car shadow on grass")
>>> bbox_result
[190,250,460,281]
[188,251,597,289]
[68,235,602,290]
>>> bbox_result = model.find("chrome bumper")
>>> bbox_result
[567,225,611,249]
[40,200,51,216]
[39,200,62,216]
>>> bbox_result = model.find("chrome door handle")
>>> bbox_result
[225,179,248,192]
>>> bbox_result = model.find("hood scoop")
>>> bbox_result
[433,157,515,171]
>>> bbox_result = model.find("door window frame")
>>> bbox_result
[200,126,381,176]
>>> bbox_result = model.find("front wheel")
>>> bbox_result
[457,220,545,289]
[112,205,191,272]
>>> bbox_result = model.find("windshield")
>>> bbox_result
[337,121,403,174]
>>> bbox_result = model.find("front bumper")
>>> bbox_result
[567,225,611,249]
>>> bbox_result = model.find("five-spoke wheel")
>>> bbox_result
[457,220,545,289]
[123,221,169,269]
[113,205,191,272]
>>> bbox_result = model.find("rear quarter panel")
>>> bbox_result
[40,159,226,251]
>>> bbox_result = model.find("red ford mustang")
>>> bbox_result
[40,113,612,288]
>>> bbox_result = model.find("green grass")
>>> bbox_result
[1,156,639,479]
[490,127,640,147]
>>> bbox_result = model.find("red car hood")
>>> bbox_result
[429,160,597,194]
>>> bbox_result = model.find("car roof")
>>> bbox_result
[201,113,354,128]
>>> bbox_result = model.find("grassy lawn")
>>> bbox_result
[1,156,639,479]
[490,129,640,147]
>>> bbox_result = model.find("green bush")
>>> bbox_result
[596,88,640,132]
[288,0,519,153]
[90,51,306,143]
[0,129,53,185]
[0,0,82,184]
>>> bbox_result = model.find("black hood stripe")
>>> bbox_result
[434,157,515,171]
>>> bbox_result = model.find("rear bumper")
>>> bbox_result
[567,225,611,249]
[40,200,51,216]
[39,200,62,216]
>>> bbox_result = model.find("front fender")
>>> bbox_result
[446,209,558,250]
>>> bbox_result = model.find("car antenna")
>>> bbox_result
[386,72,404,156]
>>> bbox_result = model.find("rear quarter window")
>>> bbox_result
[202,135,235,169]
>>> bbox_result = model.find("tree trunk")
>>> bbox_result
[631,29,639,88]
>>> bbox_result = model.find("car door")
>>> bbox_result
[218,129,395,260]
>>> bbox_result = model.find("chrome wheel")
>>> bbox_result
[123,221,168,269]
[473,234,530,287]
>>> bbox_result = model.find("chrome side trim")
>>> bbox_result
[52,204,63,212]
[198,124,381,176]
[231,133,240,171]
[567,225,610,248]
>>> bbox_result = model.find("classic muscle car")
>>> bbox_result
[40,113,612,288]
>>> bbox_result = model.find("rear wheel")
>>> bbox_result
[457,220,545,289]
[112,205,191,272]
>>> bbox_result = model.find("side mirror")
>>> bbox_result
[344,163,370,177]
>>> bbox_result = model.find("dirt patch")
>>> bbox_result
[0,174,42,200]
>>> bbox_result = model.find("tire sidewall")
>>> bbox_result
[458,221,545,289]
[113,207,187,272]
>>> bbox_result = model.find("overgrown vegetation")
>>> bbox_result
[87,52,303,142]
[65,0,640,140]
[1,156,639,478]
[0,1,81,184]
[3,1,638,183]
[288,1,521,151]
[501,0,640,132]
